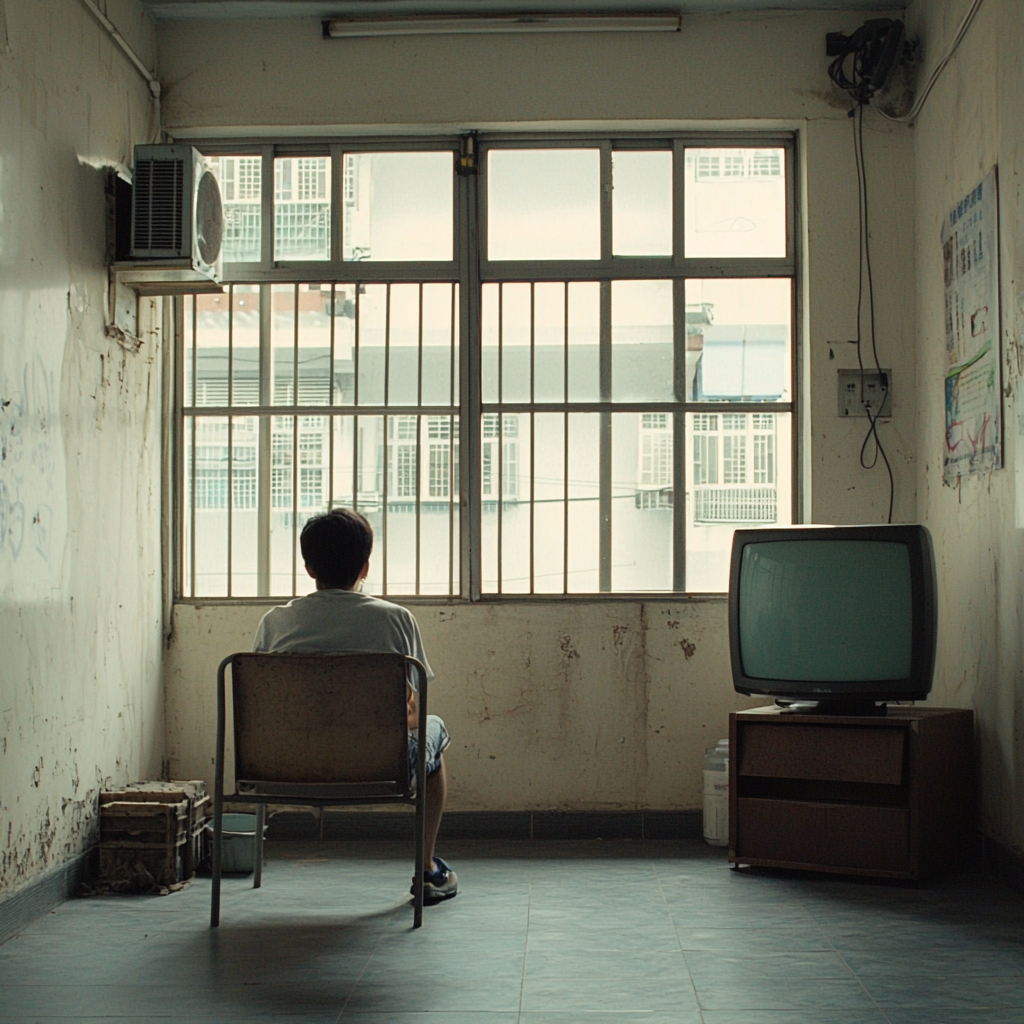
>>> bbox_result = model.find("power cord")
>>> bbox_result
[878,0,986,124]
[852,102,895,524]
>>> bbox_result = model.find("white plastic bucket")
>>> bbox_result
[702,739,729,847]
[205,812,266,874]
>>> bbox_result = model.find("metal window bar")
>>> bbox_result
[352,411,359,525]
[415,412,422,595]
[189,296,197,598]
[328,288,336,510]
[382,411,389,595]
[227,285,234,598]
[449,286,457,598]
[449,412,456,596]
[291,414,298,596]
[599,281,612,593]
[416,286,424,595]
[227,415,233,598]
[497,285,504,596]
[563,282,570,596]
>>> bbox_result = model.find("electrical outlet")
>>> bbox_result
[837,369,893,418]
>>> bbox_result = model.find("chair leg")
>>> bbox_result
[211,791,223,928]
[413,785,425,929]
[412,668,429,929]
[212,655,230,928]
[253,804,265,889]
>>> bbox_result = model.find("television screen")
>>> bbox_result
[729,525,936,712]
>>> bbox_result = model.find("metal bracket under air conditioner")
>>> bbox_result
[107,259,224,351]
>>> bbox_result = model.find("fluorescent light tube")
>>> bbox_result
[325,14,681,38]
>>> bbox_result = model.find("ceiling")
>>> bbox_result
[141,1,903,21]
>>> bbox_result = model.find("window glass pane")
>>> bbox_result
[328,415,356,509]
[568,282,600,403]
[612,279,673,402]
[207,156,262,263]
[423,415,460,595]
[194,293,229,407]
[230,285,260,406]
[533,412,566,594]
[612,412,673,591]
[480,413,522,591]
[685,279,791,403]
[182,417,194,594]
[487,149,600,260]
[229,415,260,597]
[183,296,195,407]
[274,156,331,261]
[566,413,601,592]
[331,285,356,406]
[612,150,672,256]
[498,414,531,594]
[500,283,531,404]
[355,415,384,593]
[685,147,786,258]
[385,414,420,592]
[387,284,421,406]
[421,283,459,407]
[269,414,296,595]
[533,283,566,404]
[343,152,453,262]
[192,415,229,596]
[296,284,332,406]
[271,284,296,405]
[481,284,499,404]
[356,285,387,406]
[686,411,792,592]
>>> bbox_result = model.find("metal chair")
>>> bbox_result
[210,651,429,928]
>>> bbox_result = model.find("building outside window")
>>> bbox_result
[181,136,795,598]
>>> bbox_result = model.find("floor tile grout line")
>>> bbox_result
[335,903,402,1021]
[652,857,704,1018]
[516,876,532,1024]
[824,923,897,1024]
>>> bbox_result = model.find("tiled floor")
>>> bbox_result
[1,839,1022,1023]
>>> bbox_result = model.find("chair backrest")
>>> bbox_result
[229,652,410,790]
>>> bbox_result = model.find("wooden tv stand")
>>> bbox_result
[729,706,974,881]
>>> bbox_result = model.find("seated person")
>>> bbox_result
[252,507,457,904]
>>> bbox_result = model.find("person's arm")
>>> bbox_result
[400,609,433,729]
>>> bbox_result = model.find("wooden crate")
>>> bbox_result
[100,781,209,878]
[99,800,188,889]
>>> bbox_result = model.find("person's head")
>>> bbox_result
[300,508,373,590]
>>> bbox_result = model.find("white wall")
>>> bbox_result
[0,0,165,896]
[907,0,1024,855]
[158,9,919,811]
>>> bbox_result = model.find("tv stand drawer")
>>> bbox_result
[735,798,910,874]
[737,723,905,785]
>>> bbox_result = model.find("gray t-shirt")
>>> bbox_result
[252,589,434,689]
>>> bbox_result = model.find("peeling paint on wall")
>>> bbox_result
[0,0,164,898]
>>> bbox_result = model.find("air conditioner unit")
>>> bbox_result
[130,144,223,277]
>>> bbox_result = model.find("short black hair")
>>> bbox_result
[300,508,373,589]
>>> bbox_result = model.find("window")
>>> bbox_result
[180,136,794,598]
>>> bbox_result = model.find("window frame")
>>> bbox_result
[175,131,801,603]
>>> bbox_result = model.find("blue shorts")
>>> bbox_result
[408,714,450,785]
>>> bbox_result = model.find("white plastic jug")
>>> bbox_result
[702,739,730,846]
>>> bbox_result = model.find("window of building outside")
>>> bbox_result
[181,138,795,599]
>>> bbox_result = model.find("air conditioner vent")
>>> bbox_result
[133,158,185,252]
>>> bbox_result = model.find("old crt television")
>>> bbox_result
[728,525,937,715]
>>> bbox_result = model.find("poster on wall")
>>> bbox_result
[942,169,1002,482]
